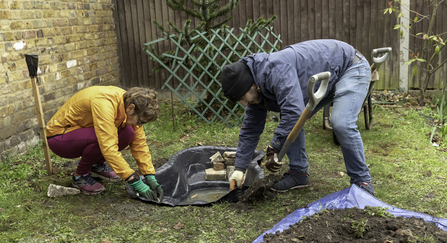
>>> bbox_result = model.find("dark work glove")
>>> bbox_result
[264,145,283,175]
[129,179,157,201]
[144,175,163,202]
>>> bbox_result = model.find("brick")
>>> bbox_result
[14,32,21,40]
[213,162,225,171]
[37,29,43,38]
[96,67,107,75]
[61,70,70,79]
[24,21,33,29]
[50,2,61,10]
[53,19,68,27]
[68,18,79,26]
[61,27,72,36]
[10,1,20,9]
[43,92,55,102]
[22,30,36,39]
[210,152,225,163]
[58,10,70,19]
[223,151,236,158]
[20,11,34,19]
[35,38,47,46]
[0,1,7,8]
[205,168,226,181]
[91,77,99,85]
[226,166,235,179]
[0,126,15,140]
[0,11,12,20]
[10,21,22,30]
[67,3,77,9]
[4,33,15,41]
[224,158,235,166]
[30,1,43,9]
[43,10,55,18]
[32,19,50,28]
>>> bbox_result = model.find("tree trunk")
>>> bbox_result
[418,0,438,105]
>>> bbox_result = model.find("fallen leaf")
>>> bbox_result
[16,205,21,207]
[191,193,198,199]
[153,230,163,233]
[0,208,4,212]
[285,207,291,213]
[229,227,237,232]
[212,193,219,198]
[174,222,185,230]
[102,239,113,243]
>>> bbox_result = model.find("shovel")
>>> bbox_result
[276,71,331,162]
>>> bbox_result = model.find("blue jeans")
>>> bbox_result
[287,55,372,184]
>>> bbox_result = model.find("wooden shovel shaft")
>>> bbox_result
[30,77,52,174]
[277,108,311,161]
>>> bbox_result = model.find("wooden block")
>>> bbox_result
[213,162,225,171]
[205,168,227,181]
[209,152,225,163]
[226,166,235,179]
[223,151,236,158]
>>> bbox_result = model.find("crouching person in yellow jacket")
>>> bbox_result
[46,86,163,201]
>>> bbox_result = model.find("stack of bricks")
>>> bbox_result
[205,151,237,181]
[0,0,120,157]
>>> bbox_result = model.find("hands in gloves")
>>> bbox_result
[264,145,283,174]
[229,170,245,190]
[128,178,158,201]
[144,175,163,202]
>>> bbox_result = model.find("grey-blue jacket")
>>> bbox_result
[235,39,357,171]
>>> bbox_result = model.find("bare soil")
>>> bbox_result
[55,154,447,243]
[262,207,447,243]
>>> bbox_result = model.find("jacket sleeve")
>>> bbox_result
[234,105,267,172]
[130,126,156,175]
[91,98,135,180]
[268,64,305,152]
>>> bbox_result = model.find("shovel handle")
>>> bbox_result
[307,72,331,111]
[277,72,331,162]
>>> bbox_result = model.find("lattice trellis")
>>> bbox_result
[144,27,282,127]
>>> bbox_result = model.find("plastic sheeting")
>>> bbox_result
[253,184,447,243]
[126,146,265,206]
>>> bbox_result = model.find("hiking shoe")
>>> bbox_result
[356,181,374,196]
[72,173,105,195]
[91,163,120,181]
[271,170,310,192]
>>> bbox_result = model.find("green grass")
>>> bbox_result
[1,99,447,242]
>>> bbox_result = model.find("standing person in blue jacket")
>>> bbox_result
[221,39,374,195]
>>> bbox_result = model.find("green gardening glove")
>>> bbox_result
[129,179,157,201]
[145,175,163,202]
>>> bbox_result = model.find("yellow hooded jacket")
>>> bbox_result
[46,86,155,180]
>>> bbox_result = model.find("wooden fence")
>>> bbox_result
[111,0,446,96]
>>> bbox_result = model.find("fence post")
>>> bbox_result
[399,0,410,93]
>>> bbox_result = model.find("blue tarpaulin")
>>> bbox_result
[253,184,447,243]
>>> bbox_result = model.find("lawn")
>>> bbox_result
[0,95,446,242]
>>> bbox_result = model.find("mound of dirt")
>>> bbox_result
[237,174,283,204]
[262,207,447,243]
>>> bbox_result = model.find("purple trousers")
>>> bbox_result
[47,126,135,175]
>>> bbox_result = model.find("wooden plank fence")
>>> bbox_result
[111,0,446,97]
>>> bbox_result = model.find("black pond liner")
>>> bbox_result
[126,146,265,206]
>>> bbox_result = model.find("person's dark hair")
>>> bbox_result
[123,87,160,122]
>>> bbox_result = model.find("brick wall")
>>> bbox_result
[0,0,120,156]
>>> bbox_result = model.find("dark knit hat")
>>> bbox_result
[221,62,254,102]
